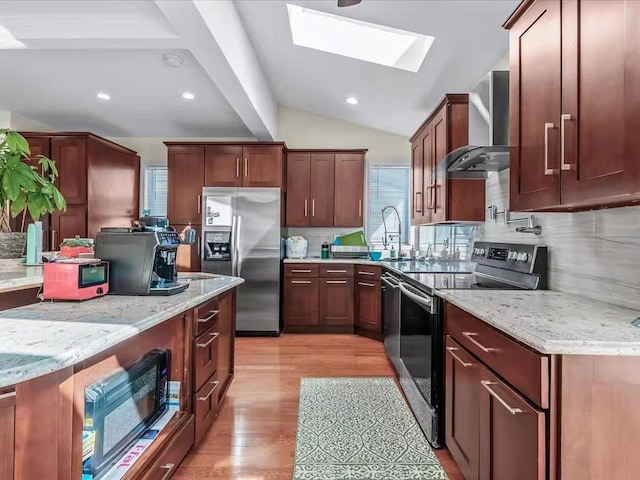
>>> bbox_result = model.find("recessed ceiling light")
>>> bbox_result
[163,53,184,67]
[96,92,111,100]
[0,25,25,49]
[182,92,195,100]
[286,4,434,73]
[346,97,358,105]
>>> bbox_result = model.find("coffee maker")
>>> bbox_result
[94,227,189,295]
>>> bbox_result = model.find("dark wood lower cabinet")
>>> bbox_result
[318,278,354,327]
[355,280,382,333]
[0,391,15,480]
[478,367,546,480]
[0,287,40,311]
[216,292,235,401]
[283,277,319,326]
[445,336,480,480]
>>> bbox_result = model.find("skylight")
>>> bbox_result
[286,4,434,73]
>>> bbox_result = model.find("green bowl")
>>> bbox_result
[369,251,382,261]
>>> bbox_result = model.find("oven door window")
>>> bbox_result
[400,291,437,406]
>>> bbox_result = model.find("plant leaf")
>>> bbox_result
[52,187,66,211]
[2,172,21,201]
[27,198,40,221]
[10,193,27,217]
[5,131,30,156]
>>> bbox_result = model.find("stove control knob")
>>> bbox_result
[517,252,529,262]
[508,251,516,261]
[478,248,485,256]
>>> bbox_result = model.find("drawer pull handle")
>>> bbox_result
[481,380,523,415]
[0,391,16,400]
[197,381,220,402]
[159,463,176,480]
[462,332,495,352]
[358,282,376,287]
[446,347,473,368]
[326,280,347,284]
[291,280,312,284]
[197,332,220,348]
[326,269,347,273]
[291,269,311,273]
[198,310,219,323]
[358,271,375,276]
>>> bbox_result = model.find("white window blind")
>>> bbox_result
[144,166,168,217]
[366,165,410,245]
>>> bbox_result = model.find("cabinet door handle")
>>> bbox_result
[291,280,312,284]
[51,230,57,250]
[358,271,375,276]
[196,332,220,348]
[358,199,362,218]
[159,463,176,480]
[544,122,559,175]
[415,192,422,213]
[197,194,201,214]
[197,310,219,323]
[291,269,311,273]
[432,183,437,212]
[196,235,201,255]
[244,158,248,177]
[426,186,434,210]
[326,280,347,284]
[358,281,376,287]
[560,114,574,171]
[446,347,473,368]
[481,380,523,415]
[462,332,495,352]
[236,157,240,178]
[197,381,219,402]
[304,199,308,217]
[0,391,16,400]
[312,198,315,217]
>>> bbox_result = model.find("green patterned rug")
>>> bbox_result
[293,377,449,480]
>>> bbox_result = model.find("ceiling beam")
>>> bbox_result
[155,0,278,140]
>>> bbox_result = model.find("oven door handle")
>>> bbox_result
[381,275,400,288]
[398,282,433,309]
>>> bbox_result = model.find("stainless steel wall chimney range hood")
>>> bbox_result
[444,71,510,178]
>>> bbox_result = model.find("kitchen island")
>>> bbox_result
[436,288,640,480]
[0,273,243,480]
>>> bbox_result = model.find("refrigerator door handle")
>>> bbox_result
[230,215,237,276]
[236,215,242,278]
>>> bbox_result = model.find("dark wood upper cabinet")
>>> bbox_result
[168,146,204,225]
[319,278,354,327]
[283,277,319,326]
[508,0,562,211]
[310,153,335,227]
[506,0,640,211]
[243,145,284,187]
[355,280,381,333]
[285,153,311,227]
[204,145,243,187]
[334,153,365,227]
[410,95,483,225]
[478,367,546,480]
[445,336,480,480]
[51,138,87,205]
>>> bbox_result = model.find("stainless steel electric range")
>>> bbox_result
[382,241,548,448]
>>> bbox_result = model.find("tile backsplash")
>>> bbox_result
[476,170,640,310]
[284,227,361,257]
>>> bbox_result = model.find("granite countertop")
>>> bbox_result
[284,258,476,274]
[437,289,640,356]
[0,261,43,293]
[0,274,243,389]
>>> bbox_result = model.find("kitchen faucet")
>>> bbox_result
[381,205,404,258]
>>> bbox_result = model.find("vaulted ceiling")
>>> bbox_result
[0,0,518,138]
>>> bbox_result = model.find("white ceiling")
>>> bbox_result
[235,0,518,137]
[0,0,518,138]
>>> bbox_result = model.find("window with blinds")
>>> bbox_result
[144,166,168,217]
[367,165,410,245]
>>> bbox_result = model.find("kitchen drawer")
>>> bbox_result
[355,265,381,280]
[446,303,549,408]
[193,325,219,392]
[319,264,354,278]
[140,414,194,480]
[284,264,319,278]
[194,299,220,337]
[193,372,220,446]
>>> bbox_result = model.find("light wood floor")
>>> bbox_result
[175,334,464,480]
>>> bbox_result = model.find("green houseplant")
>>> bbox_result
[0,129,66,258]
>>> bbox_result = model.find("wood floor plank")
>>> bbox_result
[175,334,464,480]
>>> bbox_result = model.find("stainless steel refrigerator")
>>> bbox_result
[201,187,281,335]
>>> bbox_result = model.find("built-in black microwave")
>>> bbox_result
[83,349,170,479]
